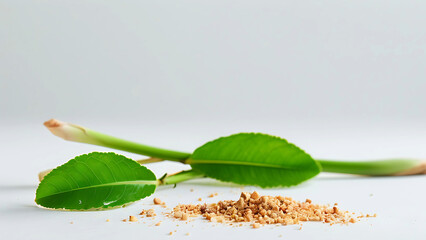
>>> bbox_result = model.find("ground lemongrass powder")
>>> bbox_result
[169,191,374,227]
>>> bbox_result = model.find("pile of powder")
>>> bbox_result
[171,191,374,227]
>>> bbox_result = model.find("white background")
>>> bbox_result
[1,1,425,239]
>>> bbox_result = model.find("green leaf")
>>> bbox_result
[35,152,157,210]
[188,133,321,188]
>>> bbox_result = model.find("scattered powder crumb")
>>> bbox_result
[190,189,194,192]
[279,235,283,237]
[169,191,374,227]
[106,219,110,222]
[147,209,155,217]
[208,193,219,198]
[186,233,190,236]
[155,221,162,226]
[122,219,127,222]
[129,216,138,222]
[140,209,156,217]
[70,222,74,224]
[169,232,173,236]
[198,198,202,201]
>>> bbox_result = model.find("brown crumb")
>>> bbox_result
[154,198,164,205]
[174,211,183,219]
[252,223,260,228]
[155,221,162,226]
[198,198,202,201]
[129,216,138,222]
[122,219,127,222]
[181,213,189,221]
[169,232,173,235]
[70,222,73,224]
[208,193,215,198]
[190,189,194,192]
[250,191,260,200]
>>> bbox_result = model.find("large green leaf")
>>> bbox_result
[188,133,321,187]
[35,152,157,210]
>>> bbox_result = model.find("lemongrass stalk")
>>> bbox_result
[44,119,426,177]
[38,157,164,181]
[44,119,190,161]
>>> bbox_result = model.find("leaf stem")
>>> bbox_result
[160,170,205,185]
[318,159,425,176]
[44,119,190,161]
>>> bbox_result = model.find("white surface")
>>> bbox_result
[0,121,425,240]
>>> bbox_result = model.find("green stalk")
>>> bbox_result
[318,159,425,176]
[44,119,190,161]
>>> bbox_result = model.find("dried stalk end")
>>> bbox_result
[43,119,98,144]
[44,119,62,128]
[393,161,426,176]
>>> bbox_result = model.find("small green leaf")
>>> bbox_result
[35,152,157,210]
[188,133,321,187]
